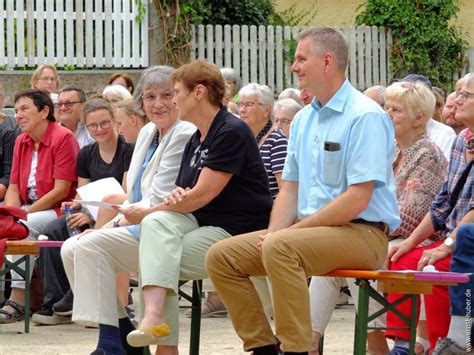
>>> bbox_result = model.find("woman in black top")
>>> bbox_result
[31,98,133,325]
[121,59,273,351]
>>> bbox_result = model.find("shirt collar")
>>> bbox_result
[311,79,351,114]
[24,121,55,147]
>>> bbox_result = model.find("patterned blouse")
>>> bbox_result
[393,136,447,240]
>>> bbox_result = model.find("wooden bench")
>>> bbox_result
[1,240,64,333]
[319,269,471,355]
[178,270,470,355]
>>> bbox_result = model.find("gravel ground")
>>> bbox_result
[0,285,361,355]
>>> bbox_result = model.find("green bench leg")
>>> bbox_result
[354,279,370,354]
[1,256,31,334]
[24,255,31,334]
[189,280,202,355]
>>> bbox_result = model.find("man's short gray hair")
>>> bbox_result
[364,85,386,107]
[296,27,349,72]
[220,67,241,92]
[58,85,87,102]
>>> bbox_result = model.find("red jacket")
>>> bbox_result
[10,122,79,213]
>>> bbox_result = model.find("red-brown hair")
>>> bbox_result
[172,59,225,107]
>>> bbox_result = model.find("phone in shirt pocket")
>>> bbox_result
[322,141,342,186]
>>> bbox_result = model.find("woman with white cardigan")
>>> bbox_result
[60,66,195,355]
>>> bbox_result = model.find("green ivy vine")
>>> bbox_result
[150,0,316,67]
[355,0,468,91]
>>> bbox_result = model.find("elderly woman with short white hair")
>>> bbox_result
[273,98,303,138]
[102,84,133,110]
[278,87,303,106]
[238,83,288,199]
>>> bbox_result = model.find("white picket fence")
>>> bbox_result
[0,0,148,69]
[190,25,393,93]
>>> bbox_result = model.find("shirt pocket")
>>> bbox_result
[322,150,343,186]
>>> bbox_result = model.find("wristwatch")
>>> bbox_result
[113,218,121,228]
[444,237,455,249]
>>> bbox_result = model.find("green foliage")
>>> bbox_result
[63,65,76,71]
[152,0,210,66]
[188,0,316,27]
[199,0,275,25]
[152,0,315,67]
[133,0,147,23]
[355,0,468,91]
[275,3,317,69]
[270,3,317,27]
[283,39,298,64]
[180,0,211,25]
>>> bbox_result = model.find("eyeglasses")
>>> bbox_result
[237,101,263,109]
[456,90,474,102]
[274,118,292,126]
[38,77,57,83]
[86,120,112,131]
[142,92,174,102]
[55,101,84,109]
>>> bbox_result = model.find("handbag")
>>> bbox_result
[0,206,29,268]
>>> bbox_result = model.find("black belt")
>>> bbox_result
[351,219,389,237]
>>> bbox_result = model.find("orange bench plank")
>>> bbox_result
[5,240,64,255]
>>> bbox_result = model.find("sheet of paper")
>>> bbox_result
[73,200,122,210]
[76,177,125,220]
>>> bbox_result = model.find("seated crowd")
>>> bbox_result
[0,26,472,355]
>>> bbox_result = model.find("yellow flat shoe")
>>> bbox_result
[126,323,171,347]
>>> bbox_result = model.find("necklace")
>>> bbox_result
[255,120,273,143]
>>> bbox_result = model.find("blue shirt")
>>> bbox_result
[282,80,400,232]
[126,138,158,240]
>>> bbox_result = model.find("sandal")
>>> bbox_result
[126,323,171,347]
[0,299,25,324]
[184,301,228,318]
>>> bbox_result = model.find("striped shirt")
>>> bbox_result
[260,129,288,199]
[430,128,474,237]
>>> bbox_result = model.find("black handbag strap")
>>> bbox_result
[450,158,474,207]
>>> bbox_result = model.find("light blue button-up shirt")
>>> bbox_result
[282,80,400,233]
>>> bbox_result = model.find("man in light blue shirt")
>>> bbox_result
[206,27,400,355]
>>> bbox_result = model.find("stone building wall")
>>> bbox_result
[0,70,143,107]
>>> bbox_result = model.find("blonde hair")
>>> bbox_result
[31,64,60,91]
[116,98,148,123]
[385,82,436,128]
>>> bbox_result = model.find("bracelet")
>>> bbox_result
[113,218,121,228]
